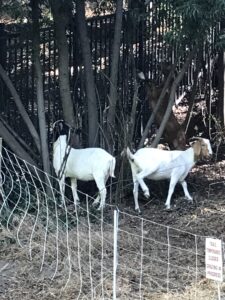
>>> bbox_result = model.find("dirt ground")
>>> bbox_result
[1,151,225,299]
[1,112,225,300]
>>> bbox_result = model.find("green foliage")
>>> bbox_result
[167,0,225,51]
[0,0,30,23]
[0,0,51,24]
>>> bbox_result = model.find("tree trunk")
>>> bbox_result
[0,119,37,167]
[138,64,176,149]
[76,0,99,147]
[49,0,75,127]
[0,64,41,152]
[218,48,225,127]
[184,55,201,134]
[151,50,195,148]
[0,116,38,160]
[106,0,124,153]
[31,0,51,177]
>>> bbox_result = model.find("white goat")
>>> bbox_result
[53,120,116,209]
[127,138,212,212]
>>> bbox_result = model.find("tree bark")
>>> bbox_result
[76,0,99,147]
[31,0,51,176]
[138,64,176,149]
[0,119,37,167]
[184,56,201,134]
[0,116,38,160]
[49,0,75,127]
[0,64,41,152]
[106,0,124,153]
[151,51,195,148]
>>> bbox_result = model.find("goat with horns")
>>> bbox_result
[52,120,116,209]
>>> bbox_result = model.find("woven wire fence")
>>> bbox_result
[0,145,224,299]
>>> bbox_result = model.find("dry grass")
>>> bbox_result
[1,160,225,299]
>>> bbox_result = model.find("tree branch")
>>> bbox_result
[151,50,195,148]
[138,63,177,149]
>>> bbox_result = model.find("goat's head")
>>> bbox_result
[191,138,213,161]
[52,120,70,142]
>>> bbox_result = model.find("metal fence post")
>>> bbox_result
[113,209,119,300]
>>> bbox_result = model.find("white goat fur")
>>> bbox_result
[53,135,116,209]
[127,138,212,212]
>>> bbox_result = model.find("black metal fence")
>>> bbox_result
[0,0,218,152]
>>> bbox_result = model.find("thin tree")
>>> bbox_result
[106,0,123,153]
[31,0,51,176]
[76,0,99,147]
[49,0,75,127]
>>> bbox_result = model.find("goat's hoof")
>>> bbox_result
[74,201,80,207]
[187,198,193,202]
[135,207,141,215]
[97,205,105,211]
[144,191,150,198]
[165,205,171,211]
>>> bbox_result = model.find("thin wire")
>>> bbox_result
[167,226,170,296]
[86,196,94,300]
[139,218,144,300]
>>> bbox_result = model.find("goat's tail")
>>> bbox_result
[126,147,135,162]
[109,157,116,178]
[138,72,146,81]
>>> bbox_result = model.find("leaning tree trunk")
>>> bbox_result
[76,0,99,147]
[31,0,51,177]
[0,64,41,152]
[138,64,177,149]
[49,0,75,127]
[151,50,195,148]
[0,119,37,167]
[106,0,124,153]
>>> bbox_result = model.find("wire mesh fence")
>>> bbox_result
[0,145,225,299]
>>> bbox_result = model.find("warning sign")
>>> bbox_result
[205,238,223,282]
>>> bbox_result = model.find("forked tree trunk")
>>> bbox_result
[76,0,99,147]
[31,0,51,176]
[151,50,195,148]
[138,64,177,149]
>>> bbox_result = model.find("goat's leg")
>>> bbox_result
[132,174,141,213]
[180,180,193,201]
[165,178,178,209]
[92,194,100,206]
[94,177,107,210]
[58,175,66,206]
[71,178,80,205]
[136,170,150,198]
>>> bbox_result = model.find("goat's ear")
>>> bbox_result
[53,119,64,131]
[58,120,64,132]
[192,140,202,161]
[138,72,146,80]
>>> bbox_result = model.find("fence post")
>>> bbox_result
[113,209,119,300]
